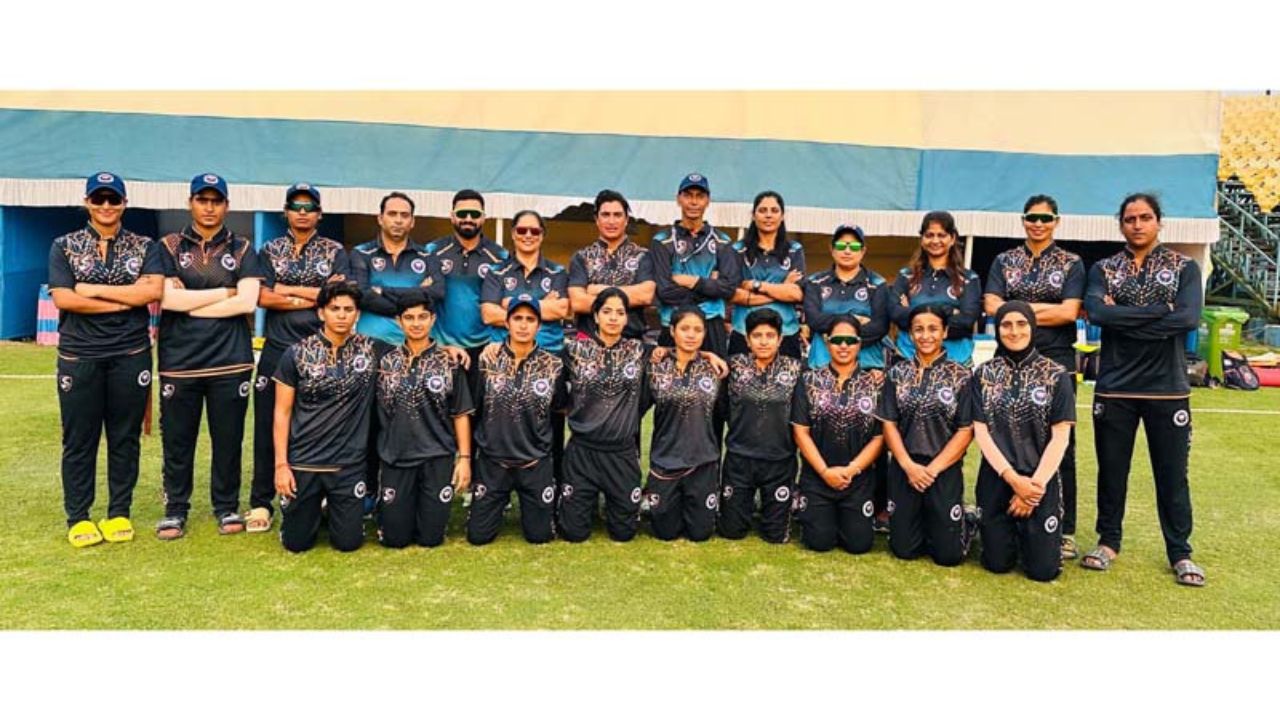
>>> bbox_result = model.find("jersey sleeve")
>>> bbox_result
[450,361,475,416]
[567,253,588,289]
[789,379,811,426]
[479,268,504,306]
[877,372,900,423]
[141,239,166,276]
[1049,369,1076,425]
[633,250,655,284]
[1062,257,1086,301]
[47,241,75,290]
[272,346,300,388]
[969,370,988,424]
[237,240,264,279]
[984,255,1007,299]
[953,373,974,428]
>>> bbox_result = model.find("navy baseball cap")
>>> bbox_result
[832,223,867,245]
[286,182,321,205]
[507,293,542,320]
[190,173,228,199]
[85,172,126,198]
[678,173,710,194]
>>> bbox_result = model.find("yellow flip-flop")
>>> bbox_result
[98,517,135,543]
[68,520,104,548]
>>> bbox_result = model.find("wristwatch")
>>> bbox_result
[751,279,762,293]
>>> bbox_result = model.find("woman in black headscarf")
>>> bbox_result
[971,301,1075,581]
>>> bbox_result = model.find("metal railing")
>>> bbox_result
[1213,191,1280,315]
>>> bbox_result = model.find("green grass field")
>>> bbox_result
[2,340,1277,630]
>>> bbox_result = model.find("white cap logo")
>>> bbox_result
[98,173,114,183]
[203,174,220,184]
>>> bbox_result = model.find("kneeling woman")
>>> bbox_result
[972,301,1074,581]
[791,316,885,553]
[467,295,565,545]
[878,304,975,566]
[559,288,651,542]
[719,307,803,543]
[644,306,724,541]
[273,282,379,553]
[375,290,474,548]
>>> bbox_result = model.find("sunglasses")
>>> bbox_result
[833,241,863,252]
[513,226,544,237]
[88,193,124,206]
[454,209,483,220]
[286,202,319,213]
[1023,213,1058,224]
[828,335,862,346]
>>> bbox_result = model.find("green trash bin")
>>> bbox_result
[1198,306,1250,380]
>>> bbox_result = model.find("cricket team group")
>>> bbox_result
[48,169,1206,586]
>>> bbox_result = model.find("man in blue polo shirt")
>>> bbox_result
[351,192,444,344]
[424,189,508,385]
[650,173,740,358]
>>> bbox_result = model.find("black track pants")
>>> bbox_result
[280,465,367,553]
[377,456,456,548]
[888,454,968,566]
[718,452,796,543]
[558,441,642,542]
[646,461,719,542]
[160,370,251,519]
[975,463,1062,582]
[466,454,556,545]
[794,470,877,554]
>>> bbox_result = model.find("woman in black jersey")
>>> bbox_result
[558,287,650,542]
[643,306,724,542]
[878,304,975,566]
[791,316,885,553]
[972,301,1075,581]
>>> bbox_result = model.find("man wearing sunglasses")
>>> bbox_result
[650,173,741,358]
[424,189,509,385]
[983,194,1084,559]
[49,172,165,547]
[155,173,263,540]
[248,182,350,533]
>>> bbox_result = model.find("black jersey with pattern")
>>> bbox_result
[259,233,350,351]
[972,352,1076,475]
[157,226,263,374]
[568,239,654,338]
[985,243,1085,362]
[645,354,722,471]
[724,353,803,461]
[561,333,648,448]
[790,367,884,478]
[47,225,164,358]
[473,345,565,464]
[376,343,474,466]
[1084,245,1202,397]
[273,333,379,471]
[877,353,973,458]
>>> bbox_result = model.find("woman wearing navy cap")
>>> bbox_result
[48,172,164,547]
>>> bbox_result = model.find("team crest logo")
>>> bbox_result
[821,287,833,300]
[630,487,642,504]
[238,381,250,397]
[937,387,955,405]
[58,376,72,392]
[382,487,396,504]
[675,240,688,255]
[161,383,175,399]
[179,253,193,268]
[949,504,963,522]
[782,257,792,270]
[352,354,371,373]
[774,486,791,503]
[372,257,386,271]
[439,486,454,503]
[1048,270,1064,288]
[1173,409,1190,427]
[623,363,638,380]
[1008,269,1022,285]
[777,371,794,386]
[625,256,640,272]
[316,260,331,276]
[490,376,506,393]
[354,481,367,498]
[75,256,94,274]
[126,256,142,275]
[561,484,574,499]
[863,500,875,518]
[427,375,446,393]
[137,370,151,387]
[1156,269,1176,286]
[722,485,734,500]
[97,173,115,183]
[1093,401,1104,418]
[532,378,552,397]
[440,258,454,275]
[541,486,555,504]
[697,376,715,393]
[1030,386,1049,406]
[855,287,869,302]
[308,363,325,379]
[857,395,874,414]
[295,183,311,191]
[410,258,426,274]
[540,277,552,293]
[255,375,269,391]
[946,285,960,300]
[477,264,491,278]
[504,276,518,291]
[473,484,488,500]
[705,493,719,510]
[1044,515,1059,534]
[220,254,238,271]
